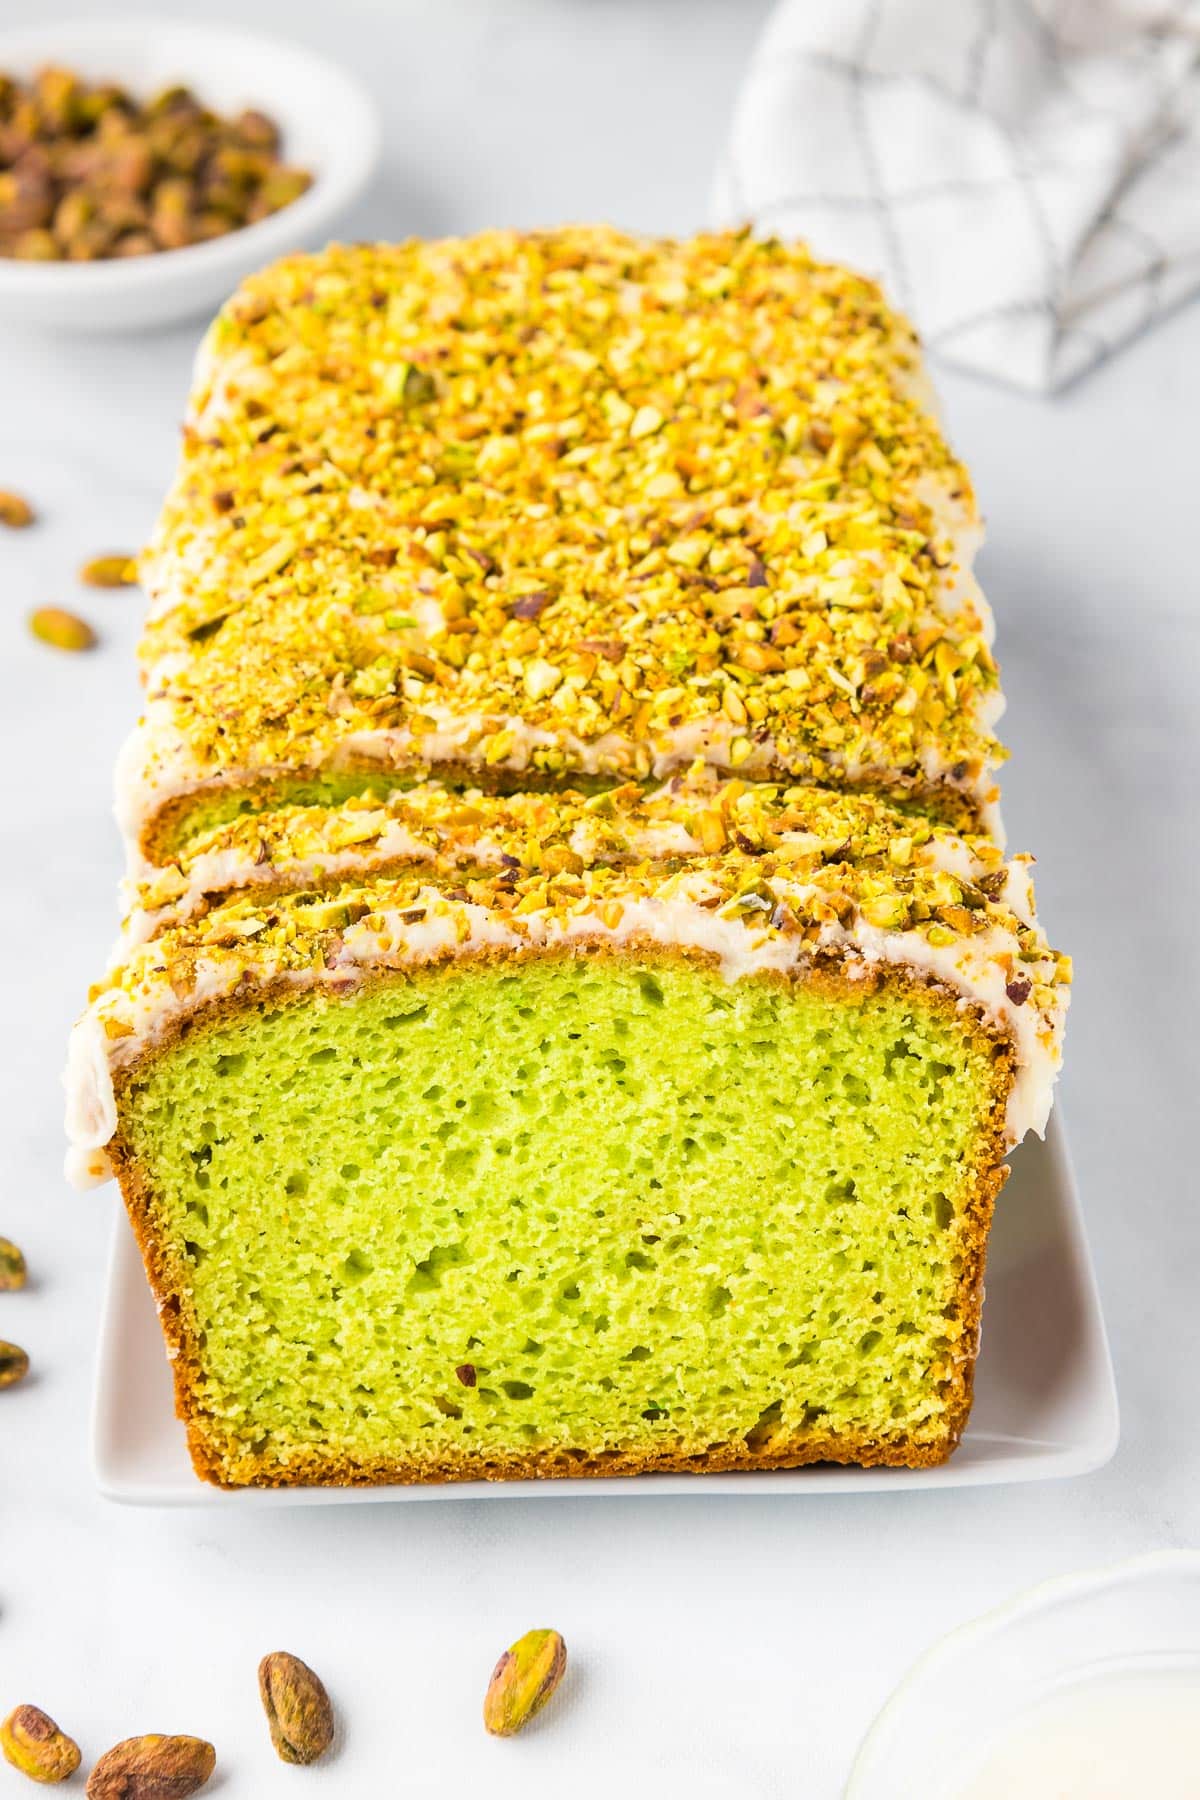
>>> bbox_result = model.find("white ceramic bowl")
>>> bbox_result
[848,1550,1200,1799]
[0,18,381,331]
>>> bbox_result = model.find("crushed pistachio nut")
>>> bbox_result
[0,1341,29,1388]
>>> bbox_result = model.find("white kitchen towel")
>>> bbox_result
[714,0,1200,391]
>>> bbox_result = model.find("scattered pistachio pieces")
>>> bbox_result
[483,1628,567,1737]
[257,1653,334,1766]
[0,1705,81,1784]
[85,1734,214,1800]
[0,1341,29,1388]
[0,489,34,528]
[0,68,312,261]
[0,1236,26,1291]
[80,554,137,589]
[29,607,96,651]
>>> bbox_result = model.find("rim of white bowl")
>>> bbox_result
[847,1548,1200,1796]
[0,17,381,293]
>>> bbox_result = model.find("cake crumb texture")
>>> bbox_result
[116,957,1009,1485]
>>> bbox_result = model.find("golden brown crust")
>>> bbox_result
[106,943,1012,1489]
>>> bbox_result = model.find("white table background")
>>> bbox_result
[2,2,1198,1794]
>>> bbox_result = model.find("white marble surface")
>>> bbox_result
[2,2,1198,1795]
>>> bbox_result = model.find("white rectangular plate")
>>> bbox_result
[92,1112,1117,1505]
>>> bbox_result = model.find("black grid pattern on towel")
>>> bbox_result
[717,0,1200,390]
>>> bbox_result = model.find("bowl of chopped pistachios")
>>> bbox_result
[0,18,380,330]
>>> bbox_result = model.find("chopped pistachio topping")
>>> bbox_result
[130,768,1007,938]
[135,227,1002,841]
[95,779,1067,1077]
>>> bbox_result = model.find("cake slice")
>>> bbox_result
[120,226,1003,871]
[119,772,1004,946]
[67,781,1068,1486]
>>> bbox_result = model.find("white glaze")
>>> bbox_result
[63,1014,118,1150]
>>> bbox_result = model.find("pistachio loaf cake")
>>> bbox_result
[67,228,1069,1488]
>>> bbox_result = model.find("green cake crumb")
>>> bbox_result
[121,956,1006,1484]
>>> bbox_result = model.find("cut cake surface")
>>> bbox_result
[113,953,1012,1485]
